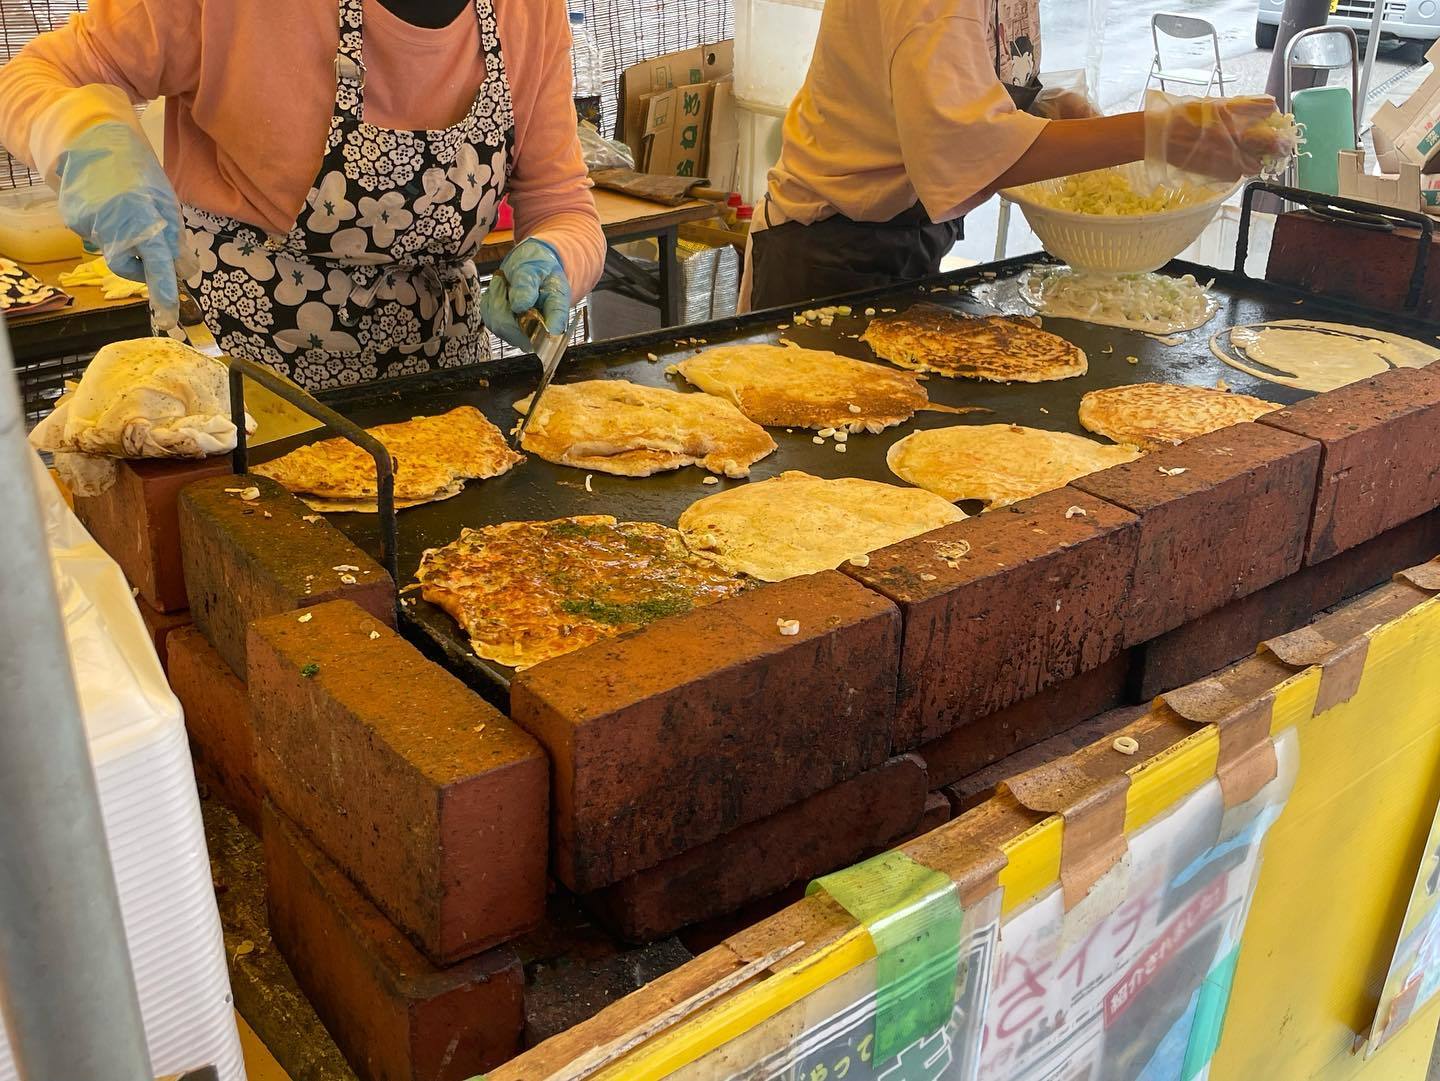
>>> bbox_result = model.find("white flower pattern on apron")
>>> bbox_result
[167,0,515,391]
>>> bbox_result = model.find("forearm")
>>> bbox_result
[0,55,138,179]
[992,112,1145,190]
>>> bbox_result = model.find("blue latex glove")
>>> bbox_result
[54,122,184,328]
[480,238,571,352]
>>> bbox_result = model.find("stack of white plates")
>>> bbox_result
[0,456,244,1081]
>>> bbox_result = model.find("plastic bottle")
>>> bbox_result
[569,10,604,130]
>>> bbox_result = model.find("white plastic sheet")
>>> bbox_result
[0,453,245,1081]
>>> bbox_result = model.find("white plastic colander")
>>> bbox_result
[1003,162,1239,275]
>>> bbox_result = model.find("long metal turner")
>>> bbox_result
[509,306,570,450]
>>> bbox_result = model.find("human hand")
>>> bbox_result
[54,121,184,328]
[1145,92,1296,185]
[480,238,571,351]
[1033,86,1102,120]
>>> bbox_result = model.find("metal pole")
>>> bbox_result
[1265,0,1333,100]
[1357,0,1388,120]
[0,321,152,1081]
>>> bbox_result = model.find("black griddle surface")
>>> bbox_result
[251,254,1440,702]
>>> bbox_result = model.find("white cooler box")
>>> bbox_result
[0,456,244,1081]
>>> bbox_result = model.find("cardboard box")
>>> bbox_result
[642,82,714,178]
[1373,41,1440,173]
[706,78,740,192]
[618,41,733,159]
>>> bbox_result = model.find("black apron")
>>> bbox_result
[748,0,1041,311]
[748,203,963,311]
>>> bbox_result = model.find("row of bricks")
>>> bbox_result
[182,513,1439,1081]
[80,365,1440,903]
[176,493,1440,960]
[172,610,946,952]
[180,615,943,1080]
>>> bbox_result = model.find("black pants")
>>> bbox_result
[748,202,964,311]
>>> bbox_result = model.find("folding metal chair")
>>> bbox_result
[1143,13,1227,100]
[1283,26,1360,194]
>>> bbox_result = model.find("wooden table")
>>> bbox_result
[3,189,717,369]
[4,256,152,364]
[479,190,718,327]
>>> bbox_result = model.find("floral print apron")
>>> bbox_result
[170,0,514,391]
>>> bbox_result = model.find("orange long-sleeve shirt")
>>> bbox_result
[0,0,605,293]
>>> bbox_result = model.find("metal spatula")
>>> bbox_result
[510,307,570,450]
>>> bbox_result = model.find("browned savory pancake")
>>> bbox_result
[861,303,1087,382]
[415,516,750,669]
[514,380,776,477]
[678,471,965,581]
[1078,383,1279,451]
[673,345,931,432]
[253,406,521,509]
[887,424,1142,507]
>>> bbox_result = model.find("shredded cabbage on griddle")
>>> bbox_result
[1022,268,1219,335]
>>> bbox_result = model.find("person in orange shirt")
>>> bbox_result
[744,0,1289,311]
[0,0,606,391]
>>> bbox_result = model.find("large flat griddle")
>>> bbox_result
[249,251,1440,704]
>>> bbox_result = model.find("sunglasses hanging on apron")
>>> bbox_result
[167,0,515,392]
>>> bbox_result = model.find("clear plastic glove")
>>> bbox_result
[1033,86,1101,120]
[1144,91,1297,187]
[53,122,185,329]
[480,238,571,351]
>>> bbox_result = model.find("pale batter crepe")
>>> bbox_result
[514,379,775,478]
[1078,383,1279,451]
[1210,320,1440,393]
[888,424,1142,508]
[861,303,1088,382]
[673,344,931,433]
[415,516,750,669]
[253,406,520,511]
[678,470,965,582]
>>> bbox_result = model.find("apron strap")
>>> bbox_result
[334,0,367,117]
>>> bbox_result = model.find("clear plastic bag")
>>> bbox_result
[578,120,635,171]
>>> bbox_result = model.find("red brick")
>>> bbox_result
[942,705,1150,815]
[1133,505,1440,699]
[584,755,927,942]
[844,487,1138,749]
[896,791,953,845]
[179,474,393,676]
[1266,210,1440,319]
[263,803,524,1081]
[916,651,1132,789]
[136,595,191,672]
[249,601,548,965]
[168,627,261,832]
[1072,422,1320,647]
[1258,367,1440,564]
[510,571,900,892]
[74,456,233,612]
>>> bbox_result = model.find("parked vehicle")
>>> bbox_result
[1256,0,1440,48]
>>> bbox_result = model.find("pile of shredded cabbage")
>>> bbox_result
[1257,112,1306,179]
[1022,267,1219,335]
[1026,170,1188,216]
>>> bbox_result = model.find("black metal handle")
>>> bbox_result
[226,357,401,615]
[1234,180,1434,311]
